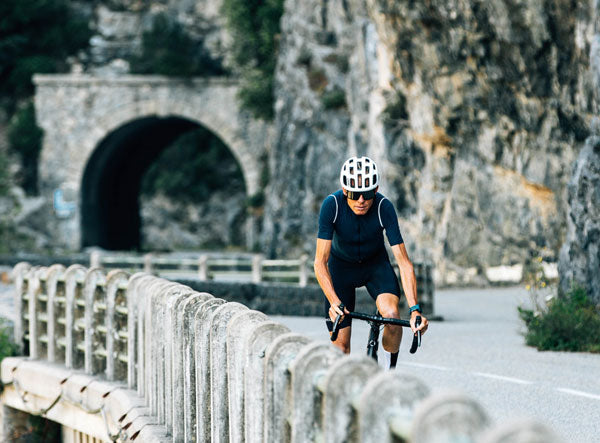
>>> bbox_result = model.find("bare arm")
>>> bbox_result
[314,239,347,320]
[390,243,428,333]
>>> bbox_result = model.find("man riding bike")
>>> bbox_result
[314,156,428,368]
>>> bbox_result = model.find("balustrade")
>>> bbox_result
[1,262,563,443]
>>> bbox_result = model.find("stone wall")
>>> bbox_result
[263,0,595,285]
[3,262,563,442]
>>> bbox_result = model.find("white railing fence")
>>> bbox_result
[1,262,563,443]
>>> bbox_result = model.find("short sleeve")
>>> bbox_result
[379,198,404,246]
[317,195,337,240]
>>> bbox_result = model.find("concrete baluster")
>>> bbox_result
[226,310,268,443]
[356,372,430,443]
[104,270,129,382]
[83,268,106,375]
[46,264,66,363]
[149,279,181,426]
[480,419,565,443]
[321,355,380,443]
[288,342,343,443]
[11,262,31,354]
[165,284,197,439]
[125,272,152,391]
[244,322,291,443]
[263,333,311,443]
[64,265,87,370]
[179,291,213,443]
[210,302,248,443]
[27,267,44,359]
[194,298,226,443]
[409,391,490,443]
[138,276,162,406]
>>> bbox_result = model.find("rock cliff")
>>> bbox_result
[263,0,595,284]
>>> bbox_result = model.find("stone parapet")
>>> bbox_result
[2,262,563,442]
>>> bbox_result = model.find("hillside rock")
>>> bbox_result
[263,0,594,285]
[558,132,600,303]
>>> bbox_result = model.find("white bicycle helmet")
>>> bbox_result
[339,156,378,192]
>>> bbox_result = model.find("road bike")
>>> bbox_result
[330,303,422,361]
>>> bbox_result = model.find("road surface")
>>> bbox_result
[271,286,600,442]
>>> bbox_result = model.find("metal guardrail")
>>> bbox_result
[89,251,436,315]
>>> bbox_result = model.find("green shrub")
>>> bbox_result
[518,285,600,353]
[0,318,18,362]
[0,0,91,107]
[322,88,347,110]
[222,0,285,120]
[141,127,244,203]
[0,150,12,198]
[7,101,43,195]
[129,13,225,77]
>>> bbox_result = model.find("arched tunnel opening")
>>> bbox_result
[81,115,246,251]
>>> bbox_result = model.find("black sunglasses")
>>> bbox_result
[346,189,376,200]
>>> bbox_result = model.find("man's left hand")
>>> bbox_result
[410,312,428,335]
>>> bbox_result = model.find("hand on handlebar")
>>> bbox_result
[329,301,349,323]
[410,312,428,335]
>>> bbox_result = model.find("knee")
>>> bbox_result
[379,304,400,319]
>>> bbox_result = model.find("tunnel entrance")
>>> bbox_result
[81,115,245,251]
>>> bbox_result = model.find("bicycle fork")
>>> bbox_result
[366,321,380,361]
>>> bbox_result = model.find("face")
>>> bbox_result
[343,187,377,215]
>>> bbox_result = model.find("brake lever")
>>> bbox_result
[409,315,422,354]
[330,303,345,342]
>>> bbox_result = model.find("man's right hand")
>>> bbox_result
[329,301,349,323]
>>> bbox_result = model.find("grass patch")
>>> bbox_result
[518,285,600,353]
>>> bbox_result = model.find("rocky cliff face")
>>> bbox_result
[263,0,595,284]
[558,22,600,304]
[74,0,231,73]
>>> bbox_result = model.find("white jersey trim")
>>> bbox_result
[330,194,339,224]
[378,198,386,228]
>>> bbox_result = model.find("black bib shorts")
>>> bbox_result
[325,251,401,331]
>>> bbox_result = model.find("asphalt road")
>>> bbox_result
[271,286,600,443]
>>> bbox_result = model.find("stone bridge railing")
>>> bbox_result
[1,262,562,442]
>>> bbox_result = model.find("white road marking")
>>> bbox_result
[472,372,533,385]
[556,388,600,401]
[397,361,449,371]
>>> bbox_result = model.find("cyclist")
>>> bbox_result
[314,156,428,368]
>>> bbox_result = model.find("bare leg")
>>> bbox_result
[331,325,352,354]
[376,293,402,352]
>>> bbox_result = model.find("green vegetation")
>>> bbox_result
[129,13,225,77]
[0,318,18,362]
[141,127,245,203]
[222,0,285,120]
[0,0,91,195]
[7,102,43,194]
[0,0,91,109]
[519,285,600,353]
[322,88,347,110]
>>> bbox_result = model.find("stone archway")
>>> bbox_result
[34,74,272,250]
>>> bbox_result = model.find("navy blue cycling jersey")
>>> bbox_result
[317,189,403,263]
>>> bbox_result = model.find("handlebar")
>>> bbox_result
[330,308,422,353]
